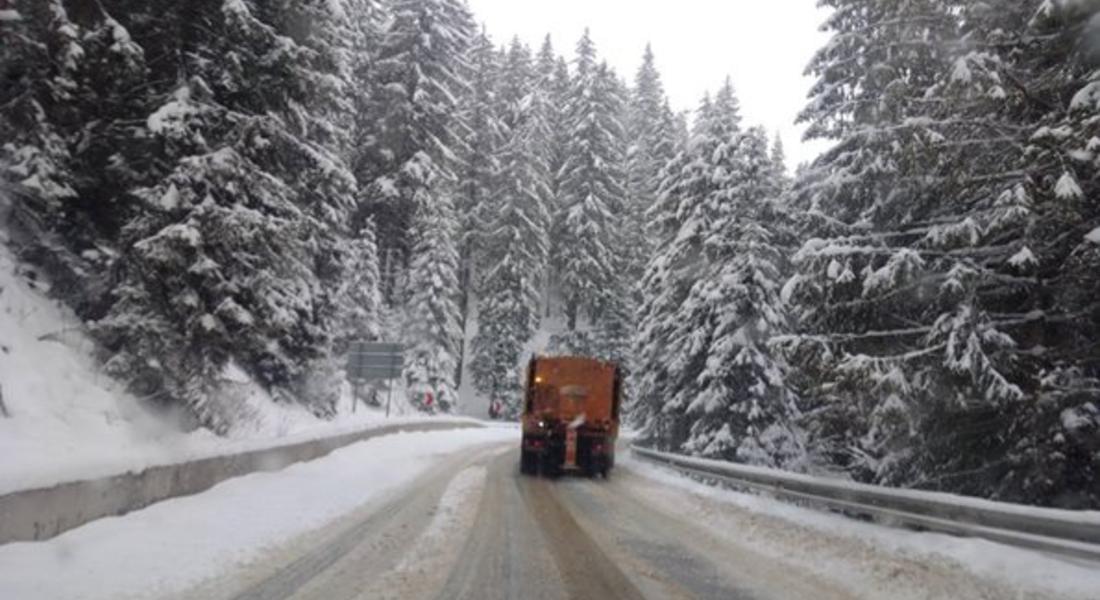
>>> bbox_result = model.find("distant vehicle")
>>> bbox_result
[520,356,622,478]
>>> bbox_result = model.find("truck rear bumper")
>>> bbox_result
[521,433,614,476]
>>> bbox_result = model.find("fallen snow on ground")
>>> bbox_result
[0,427,516,600]
[363,464,491,599]
[622,454,1100,600]
[0,241,475,495]
[393,465,487,571]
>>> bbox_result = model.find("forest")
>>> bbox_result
[1,0,1098,508]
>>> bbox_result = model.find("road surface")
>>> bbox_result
[179,441,841,600]
[179,441,1059,600]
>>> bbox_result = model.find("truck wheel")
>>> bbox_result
[541,453,561,478]
[520,451,538,476]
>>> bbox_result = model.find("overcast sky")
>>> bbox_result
[464,0,834,169]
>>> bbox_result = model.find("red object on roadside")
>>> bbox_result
[425,391,434,407]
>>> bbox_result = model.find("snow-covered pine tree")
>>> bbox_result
[627,45,674,162]
[87,0,365,429]
[348,0,385,174]
[769,132,791,191]
[628,162,693,435]
[533,36,573,318]
[595,63,639,367]
[272,0,360,160]
[457,28,503,273]
[534,35,568,167]
[634,75,800,464]
[496,39,539,135]
[454,28,504,386]
[1,0,148,312]
[357,0,475,300]
[0,0,79,236]
[272,1,390,412]
[344,0,473,415]
[402,173,464,413]
[335,219,383,349]
[552,32,630,355]
[1036,3,1100,507]
[676,125,802,466]
[632,85,738,446]
[784,0,1002,486]
[624,45,678,287]
[469,39,552,418]
[889,0,1100,506]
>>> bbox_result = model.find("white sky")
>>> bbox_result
[464,0,834,168]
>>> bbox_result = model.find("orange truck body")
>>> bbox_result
[520,356,622,477]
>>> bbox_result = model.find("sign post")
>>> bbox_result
[346,342,405,417]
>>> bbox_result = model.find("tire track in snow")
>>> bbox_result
[191,442,508,600]
[358,465,489,600]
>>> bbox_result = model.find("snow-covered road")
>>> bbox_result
[0,427,517,600]
[2,428,1098,600]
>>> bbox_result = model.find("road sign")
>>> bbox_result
[346,341,404,383]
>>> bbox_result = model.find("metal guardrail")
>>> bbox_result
[630,445,1100,563]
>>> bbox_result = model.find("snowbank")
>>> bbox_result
[0,427,517,600]
[623,454,1100,600]
[0,241,474,495]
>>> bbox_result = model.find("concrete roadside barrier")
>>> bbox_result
[0,420,482,544]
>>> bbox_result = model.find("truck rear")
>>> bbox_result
[519,356,621,477]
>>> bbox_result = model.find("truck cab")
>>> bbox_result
[520,356,621,477]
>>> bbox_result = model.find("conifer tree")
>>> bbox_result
[635,80,800,464]
[336,220,383,349]
[90,0,366,429]
[1,0,145,290]
[623,44,678,293]
[534,42,573,199]
[403,179,464,413]
[553,32,629,354]
[348,0,385,173]
[894,0,1100,505]
[630,144,695,440]
[454,28,504,386]
[358,0,475,299]
[2,0,381,428]
[470,41,552,418]
[783,0,962,483]
[532,37,572,318]
[457,29,503,272]
[769,132,791,190]
[676,126,801,465]
[626,46,678,209]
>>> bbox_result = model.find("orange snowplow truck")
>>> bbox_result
[520,356,622,477]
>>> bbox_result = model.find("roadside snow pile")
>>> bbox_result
[0,428,515,600]
[623,455,1100,600]
[0,241,469,495]
[0,243,206,494]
